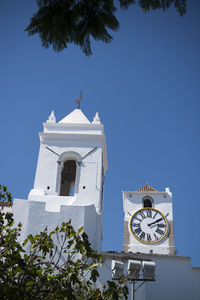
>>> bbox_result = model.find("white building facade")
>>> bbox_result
[11,108,199,300]
[109,183,200,300]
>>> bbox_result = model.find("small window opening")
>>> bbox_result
[143,198,152,208]
[60,160,76,196]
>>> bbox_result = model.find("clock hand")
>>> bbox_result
[148,213,169,227]
[148,217,163,227]
[46,146,60,157]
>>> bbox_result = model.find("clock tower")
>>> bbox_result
[123,184,175,255]
[13,108,107,251]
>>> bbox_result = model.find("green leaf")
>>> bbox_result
[78,227,84,233]
[0,187,128,299]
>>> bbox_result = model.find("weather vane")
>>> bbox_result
[76,91,83,109]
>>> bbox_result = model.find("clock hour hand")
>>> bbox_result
[148,217,163,227]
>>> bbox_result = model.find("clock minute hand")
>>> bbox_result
[148,217,163,227]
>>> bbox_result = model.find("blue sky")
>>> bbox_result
[0,1,200,266]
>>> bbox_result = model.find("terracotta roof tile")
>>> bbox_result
[137,184,158,192]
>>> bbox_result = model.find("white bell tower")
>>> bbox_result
[13,108,107,251]
[123,184,175,255]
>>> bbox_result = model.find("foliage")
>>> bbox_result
[0,185,12,204]
[25,0,187,56]
[0,186,128,299]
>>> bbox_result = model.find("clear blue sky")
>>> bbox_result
[0,1,199,266]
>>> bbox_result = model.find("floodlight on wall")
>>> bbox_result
[112,260,125,279]
[127,260,141,278]
[142,261,156,280]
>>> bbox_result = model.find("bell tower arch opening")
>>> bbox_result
[60,160,77,196]
[56,151,82,197]
[143,197,153,208]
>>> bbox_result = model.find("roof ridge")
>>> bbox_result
[137,184,158,192]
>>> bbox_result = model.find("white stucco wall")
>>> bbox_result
[146,256,193,300]
[13,199,102,251]
[97,254,196,300]
[192,268,200,300]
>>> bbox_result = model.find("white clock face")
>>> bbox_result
[129,208,169,244]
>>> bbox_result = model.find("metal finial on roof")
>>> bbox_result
[75,91,83,109]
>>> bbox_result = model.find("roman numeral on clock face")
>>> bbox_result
[138,211,145,219]
[147,234,152,242]
[134,227,142,235]
[157,223,166,228]
[139,231,145,240]
[155,228,164,235]
[146,210,152,218]
[130,208,168,244]
[154,233,159,241]
[132,223,140,227]
[153,211,158,219]
[135,216,142,222]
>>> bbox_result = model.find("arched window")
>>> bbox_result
[143,198,152,208]
[60,160,76,196]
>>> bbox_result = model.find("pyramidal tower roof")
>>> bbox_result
[136,184,158,192]
[59,109,91,124]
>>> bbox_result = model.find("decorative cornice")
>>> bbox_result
[101,251,191,261]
